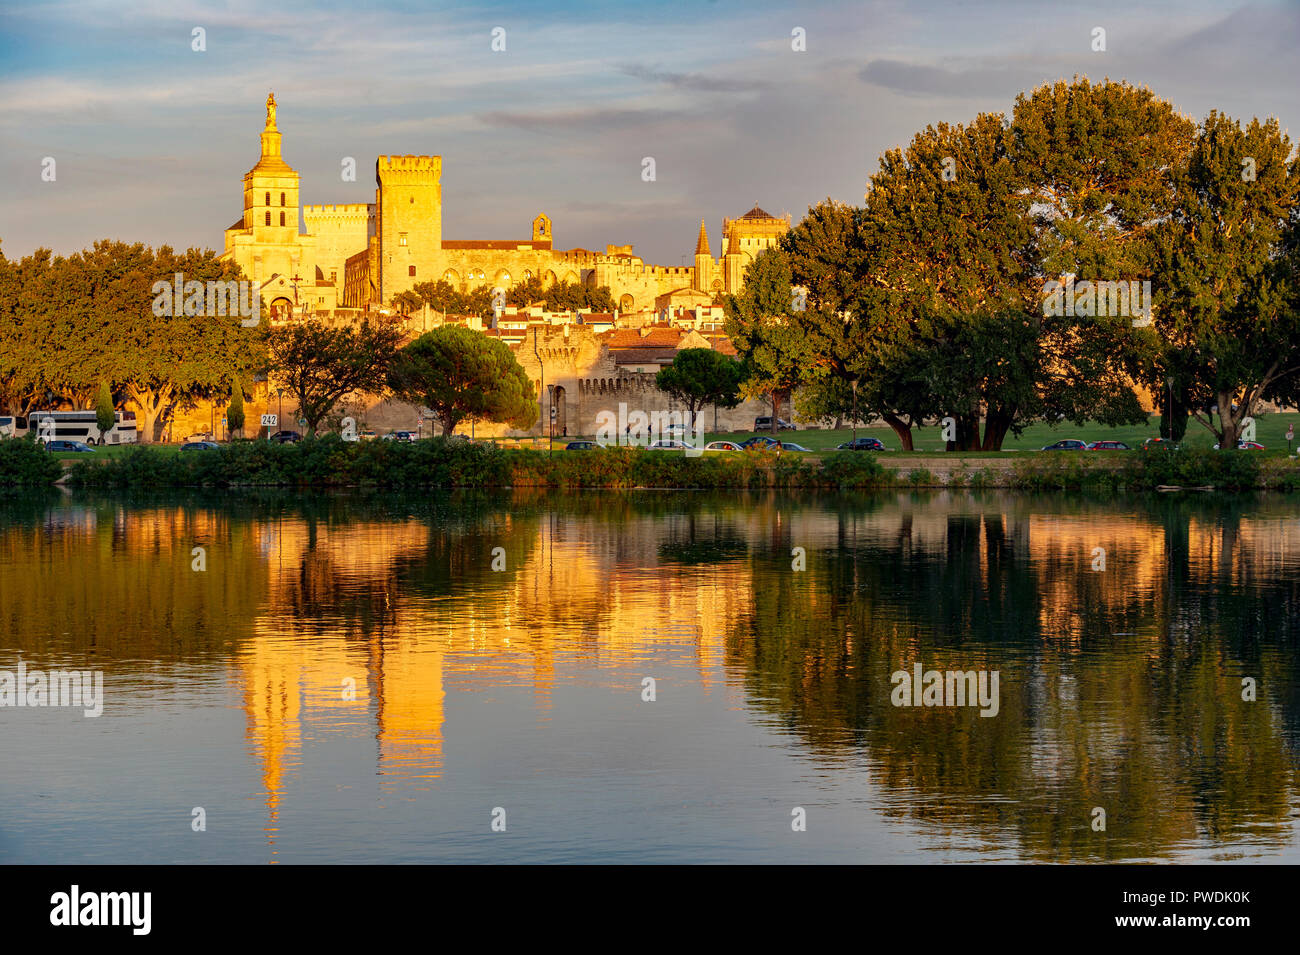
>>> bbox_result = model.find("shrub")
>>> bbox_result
[0,437,65,486]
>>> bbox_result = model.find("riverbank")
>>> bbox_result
[0,436,1288,491]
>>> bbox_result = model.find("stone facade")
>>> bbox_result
[223,94,790,317]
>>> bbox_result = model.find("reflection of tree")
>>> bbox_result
[722,491,1300,861]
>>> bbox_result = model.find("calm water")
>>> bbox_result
[2,488,1299,864]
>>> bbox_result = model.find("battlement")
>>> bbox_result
[303,203,373,217]
[376,155,441,183]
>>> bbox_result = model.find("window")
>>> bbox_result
[330,271,337,283]
[409,266,416,277]
[265,212,271,226]
[280,192,286,207]
[280,212,285,226]
[399,233,408,247]
[265,192,270,206]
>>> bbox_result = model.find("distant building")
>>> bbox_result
[221,94,790,319]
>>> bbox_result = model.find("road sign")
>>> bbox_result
[297,417,307,428]
[221,417,227,426]
[261,414,277,427]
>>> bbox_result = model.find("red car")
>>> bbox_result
[1088,440,1131,450]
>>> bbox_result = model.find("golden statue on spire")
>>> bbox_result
[265,92,277,129]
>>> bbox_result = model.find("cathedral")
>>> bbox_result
[221,94,789,320]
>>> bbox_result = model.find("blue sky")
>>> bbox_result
[1,0,1296,264]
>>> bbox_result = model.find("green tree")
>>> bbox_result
[94,381,114,435]
[655,347,744,429]
[269,317,404,435]
[1151,111,1300,449]
[390,290,423,317]
[387,325,538,436]
[412,280,464,314]
[724,248,812,434]
[227,376,245,438]
[506,276,546,308]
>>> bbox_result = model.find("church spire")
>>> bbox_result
[251,91,292,174]
[694,218,710,256]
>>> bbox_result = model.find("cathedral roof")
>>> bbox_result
[739,205,774,220]
[694,219,710,255]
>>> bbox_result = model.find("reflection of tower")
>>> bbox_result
[371,634,446,784]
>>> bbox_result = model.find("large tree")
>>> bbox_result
[723,248,812,433]
[1151,111,1300,449]
[269,316,403,435]
[655,347,744,429]
[387,325,538,436]
[1,241,266,439]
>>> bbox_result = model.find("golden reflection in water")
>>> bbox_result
[236,510,753,850]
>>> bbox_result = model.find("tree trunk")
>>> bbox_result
[883,413,914,450]
[981,410,1012,451]
[125,383,174,444]
[1218,390,1238,450]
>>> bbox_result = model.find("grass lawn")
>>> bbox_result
[545,412,1300,458]
[49,443,184,462]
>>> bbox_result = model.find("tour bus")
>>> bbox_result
[0,415,28,439]
[28,410,139,446]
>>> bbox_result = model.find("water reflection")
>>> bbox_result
[1,489,1298,862]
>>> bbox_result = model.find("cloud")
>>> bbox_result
[619,64,759,93]
[858,58,1065,101]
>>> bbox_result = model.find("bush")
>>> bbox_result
[0,437,65,487]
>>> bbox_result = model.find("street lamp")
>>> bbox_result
[277,387,284,435]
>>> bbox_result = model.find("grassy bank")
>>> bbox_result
[18,435,1294,491]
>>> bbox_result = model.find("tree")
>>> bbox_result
[269,317,404,435]
[655,347,744,430]
[724,248,812,434]
[506,276,546,308]
[94,382,114,436]
[1,241,267,441]
[390,290,422,317]
[387,325,538,436]
[227,376,245,438]
[1151,111,1300,449]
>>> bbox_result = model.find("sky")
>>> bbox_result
[0,0,1297,265]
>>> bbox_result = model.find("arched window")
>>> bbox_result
[280,212,285,227]
[280,192,286,207]
[265,192,270,206]
[265,212,271,226]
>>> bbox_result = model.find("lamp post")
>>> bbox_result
[277,387,284,436]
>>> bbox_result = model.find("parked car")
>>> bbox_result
[1088,440,1131,450]
[837,436,887,451]
[1141,437,1179,451]
[1041,439,1089,451]
[753,416,796,431]
[1213,440,1265,450]
[380,430,415,442]
[646,439,692,450]
[44,440,94,453]
[269,430,302,444]
[186,431,215,443]
[778,442,814,452]
[358,430,378,441]
[704,441,742,451]
[181,441,219,451]
[566,440,596,450]
[740,435,782,450]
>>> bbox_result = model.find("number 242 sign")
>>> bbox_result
[261,414,277,427]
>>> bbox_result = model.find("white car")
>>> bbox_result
[646,439,692,450]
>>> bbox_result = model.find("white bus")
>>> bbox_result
[29,410,139,446]
[0,415,28,439]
